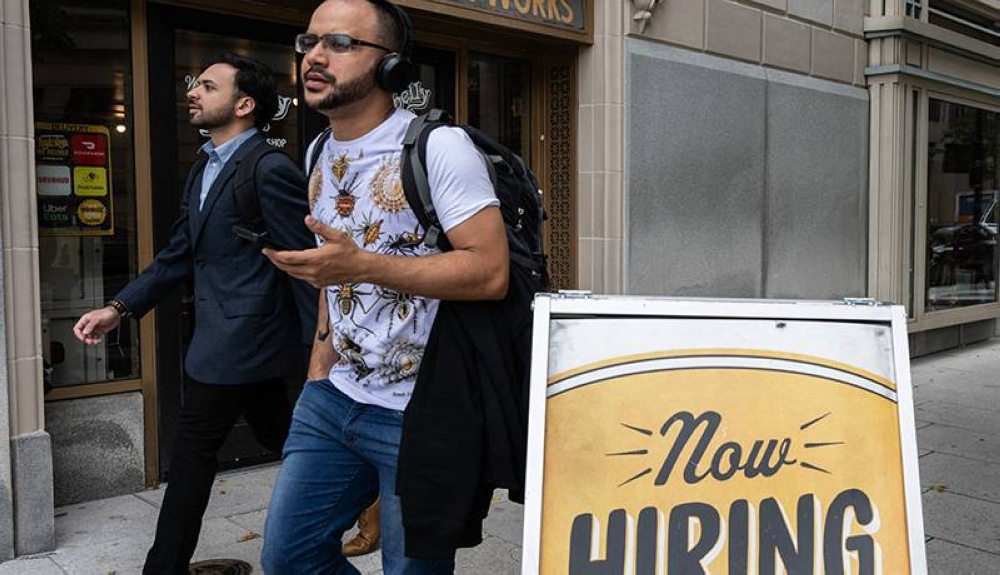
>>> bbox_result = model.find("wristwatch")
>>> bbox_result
[105,298,133,319]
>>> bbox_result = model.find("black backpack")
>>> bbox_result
[305,112,550,290]
[232,140,289,233]
[399,109,549,290]
[306,127,331,181]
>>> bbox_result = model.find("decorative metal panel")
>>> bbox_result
[546,63,575,291]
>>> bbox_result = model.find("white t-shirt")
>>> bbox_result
[308,108,498,411]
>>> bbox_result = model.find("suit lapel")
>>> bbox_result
[187,158,207,237]
[191,133,264,247]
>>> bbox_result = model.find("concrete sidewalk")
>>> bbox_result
[0,464,523,574]
[912,339,1000,573]
[5,338,1000,573]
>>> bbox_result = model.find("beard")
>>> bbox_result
[189,104,236,129]
[307,65,379,111]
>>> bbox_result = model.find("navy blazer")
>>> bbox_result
[116,133,318,385]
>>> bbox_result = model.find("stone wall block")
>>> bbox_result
[603,34,623,104]
[603,104,623,173]
[764,75,868,298]
[578,105,594,169]
[578,238,594,290]
[577,171,594,238]
[834,0,864,35]
[11,430,55,555]
[604,239,623,294]
[641,0,706,51]
[4,250,41,361]
[603,171,623,240]
[578,43,597,106]
[627,43,766,297]
[0,231,12,562]
[856,38,868,85]
[789,0,833,26]
[707,0,763,63]
[812,28,855,83]
[742,0,788,11]
[46,394,145,506]
[763,15,811,73]
[1,24,32,138]
[606,0,625,37]
[0,137,37,250]
[0,1,31,27]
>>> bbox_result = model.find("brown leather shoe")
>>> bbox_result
[342,498,381,557]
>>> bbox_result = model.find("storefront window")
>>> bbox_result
[30,0,140,388]
[926,98,1000,311]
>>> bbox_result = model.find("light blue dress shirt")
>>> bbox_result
[198,127,258,210]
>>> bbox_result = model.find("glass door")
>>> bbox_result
[468,51,531,158]
[172,30,302,206]
[397,42,532,159]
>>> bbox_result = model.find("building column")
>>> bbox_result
[576,2,625,294]
[866,73,910,306]
[0,0,56,558]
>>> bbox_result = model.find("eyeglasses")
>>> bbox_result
[295,33,393,55]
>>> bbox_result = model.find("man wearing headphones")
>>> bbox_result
[260,0,508,573]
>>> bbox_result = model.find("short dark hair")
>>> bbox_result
[367,0,405,54]
[209,52,279,129]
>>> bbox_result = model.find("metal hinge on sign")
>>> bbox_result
[558,290,593,299]
[842,297,878,306]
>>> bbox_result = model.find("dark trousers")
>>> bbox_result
[143,376,292,575]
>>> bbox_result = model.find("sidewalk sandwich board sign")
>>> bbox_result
[522,295,926,575]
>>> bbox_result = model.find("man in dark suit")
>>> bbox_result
[73,52,317,574]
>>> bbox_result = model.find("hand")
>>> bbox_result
[264,215,370,288]
[73,307,122,345]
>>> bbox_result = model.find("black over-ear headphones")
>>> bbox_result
[367,0,415,93]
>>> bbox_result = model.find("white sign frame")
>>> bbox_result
[520,294,927,574]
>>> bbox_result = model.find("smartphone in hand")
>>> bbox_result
[233,225,295,252]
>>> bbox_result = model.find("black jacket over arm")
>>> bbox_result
[396,265,535,558]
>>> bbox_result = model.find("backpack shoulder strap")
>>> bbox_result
[233,140,284,230]
[306,127,332,177]
[401,109,455,251]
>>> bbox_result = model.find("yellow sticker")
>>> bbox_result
[77,199,108,226]
[73,167,108,197]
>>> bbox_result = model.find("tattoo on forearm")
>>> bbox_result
[317,326,330,342]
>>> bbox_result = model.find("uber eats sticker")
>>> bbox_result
[534,339,921,574]
[35,123,114,235]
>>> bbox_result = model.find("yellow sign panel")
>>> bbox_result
[542,351,907,574]
[523,298,925,575]
[73,166,108,197]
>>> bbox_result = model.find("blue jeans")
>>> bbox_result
[261,379,455,575]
